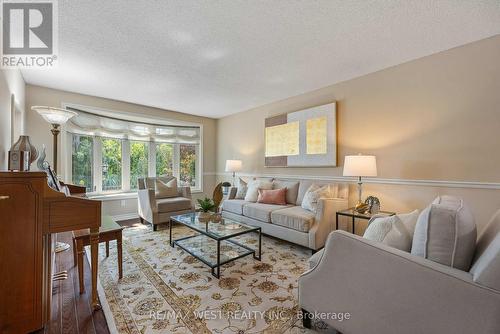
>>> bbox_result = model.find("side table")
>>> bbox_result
[336,208,396,234]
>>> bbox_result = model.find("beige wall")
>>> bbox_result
[216,35,500,233]
[25,84,217,217]
[0,69,26,169]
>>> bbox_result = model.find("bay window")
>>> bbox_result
[102,138,122,191]
[130,141,149,190]
[65,107,202,194]
[71,134,93,192]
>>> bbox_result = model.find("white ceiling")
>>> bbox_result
[21,1,500,119]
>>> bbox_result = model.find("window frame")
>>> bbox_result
[62,104,203,195]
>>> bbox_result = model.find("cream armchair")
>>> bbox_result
[298,210,500,334]
[137,176,194,231]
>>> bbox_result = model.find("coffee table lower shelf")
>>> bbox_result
[172,234,261,278]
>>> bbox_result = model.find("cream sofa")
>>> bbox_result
[299,207,500,333]
[221,178,349,251]
[137,176,194,231]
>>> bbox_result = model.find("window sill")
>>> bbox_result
[89,192,138,201]
[88,189,203,201]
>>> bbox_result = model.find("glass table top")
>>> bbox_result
[174,235,253,267]
[170,212,260,240]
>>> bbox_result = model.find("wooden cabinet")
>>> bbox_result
[0,175,44,333]
[0,172,101,333]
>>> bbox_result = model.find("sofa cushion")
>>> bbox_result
[157,197,192,213]
[296,180,338,206]
[301,184,335,213]
[242,202,290,223]
[222,199,250,215]
[309,248,324,268]
[272,180,300,204]
[234,178,248,199]
[155,178,178,199]
[271,206,315,232]
[363,210,419,251]
[244,179,273,202]
[411,196,477,271]
[257,188,287,205]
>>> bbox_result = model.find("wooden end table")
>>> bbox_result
[336,208,396,234]
[72,216,124,294]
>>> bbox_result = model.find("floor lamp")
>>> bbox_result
[32,106,77,254]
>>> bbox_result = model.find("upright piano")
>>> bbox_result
[0,171,101,333]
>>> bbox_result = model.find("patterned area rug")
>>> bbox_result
[94,223,335,333]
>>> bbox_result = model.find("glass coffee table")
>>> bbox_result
[169,212,262,278]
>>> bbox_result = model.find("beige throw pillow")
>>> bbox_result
[301,184,333,213]
[363,210,419,251]
[155,178,178,199]
[244,180,273,202]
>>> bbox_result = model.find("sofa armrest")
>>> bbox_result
[178,186,192,199]
[299,231,500,334]
[228,187,237,200]
[138,188,157,223]
[308,197,348,249]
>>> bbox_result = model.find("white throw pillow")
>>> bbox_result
[363,210,419,251]
[235,178,248,199]
[155,178,178,198]
[301,184,332,213]
[244,180,273,202]
[411,196,477,270]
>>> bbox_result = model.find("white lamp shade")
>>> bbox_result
[32,106,77,125]
[343,155,377,177]
[225,160,242,172]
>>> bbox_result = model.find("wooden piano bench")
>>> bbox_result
[72,216,124,294]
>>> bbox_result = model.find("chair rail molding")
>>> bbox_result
[215,172,500,190]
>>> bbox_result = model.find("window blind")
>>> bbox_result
[65,107,200,144]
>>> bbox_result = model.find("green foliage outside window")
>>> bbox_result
[102,138,122,191]
[72,135,93,192]
[130,141,148,190]
[180,144,196,187]
[156,143,173,176]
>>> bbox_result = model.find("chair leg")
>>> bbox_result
[105,241,110,257]
[76,239,85,294]
[302,309,312,329]
[117,233,123,279]
[72,237,77,267]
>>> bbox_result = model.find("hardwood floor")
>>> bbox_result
[34,231,110,334]
[34,219,147,334]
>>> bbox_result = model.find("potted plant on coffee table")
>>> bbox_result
[197,197,216,221]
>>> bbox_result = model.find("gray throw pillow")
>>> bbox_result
[411,196,477,271]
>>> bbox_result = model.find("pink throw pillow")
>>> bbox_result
[257,188,287,205]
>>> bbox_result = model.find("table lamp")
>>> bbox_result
[343,154,377,210]
[225,160,242,186]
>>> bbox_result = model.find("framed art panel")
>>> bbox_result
[264,102,337,167]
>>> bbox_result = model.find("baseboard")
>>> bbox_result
[110,212,139,222]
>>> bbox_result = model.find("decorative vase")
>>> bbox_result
[198,212,211,222]
[11,135,38,165]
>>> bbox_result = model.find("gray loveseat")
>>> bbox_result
[221,178,349,250]
[299,206,500,333]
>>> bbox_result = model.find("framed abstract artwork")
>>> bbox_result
[265,102,337,167]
